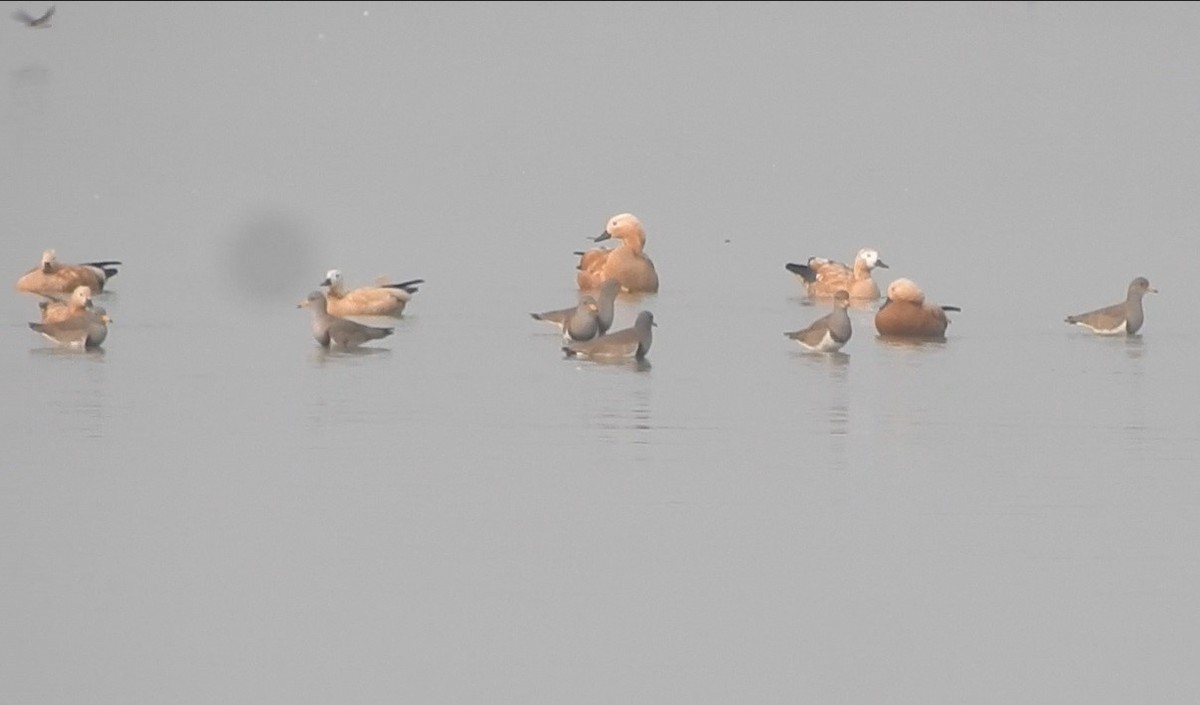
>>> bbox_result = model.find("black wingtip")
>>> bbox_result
[83,261,121,279]
[941,306,962,312]
[383,278,424,291]
[785,262,817,282]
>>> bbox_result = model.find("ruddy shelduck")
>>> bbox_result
[874,278,960,340]
[786,248,888,300]
[575,213,659,294]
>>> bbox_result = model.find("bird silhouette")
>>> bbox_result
[13,6,55,28]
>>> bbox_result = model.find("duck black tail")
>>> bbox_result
[83,260,122,279]
[383,278,423,293]
[785,262,817,283]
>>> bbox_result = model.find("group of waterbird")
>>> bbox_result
[782,246,1156,354]
[782,247,962,353]
[297,215,665,360]
[11,5,1155,360]
[13,212,1154,359]
[296,212,659,359]
[15,250,119,349]
[532,213,659,361]
[296,271,424,349]
[11,248,428,352]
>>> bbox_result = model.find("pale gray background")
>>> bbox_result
[3,2,1199,704]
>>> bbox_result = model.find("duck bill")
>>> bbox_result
[593,231,612,243]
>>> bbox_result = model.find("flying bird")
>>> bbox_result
[13,6,55,28]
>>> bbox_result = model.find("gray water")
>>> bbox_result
[3,2,1199,703]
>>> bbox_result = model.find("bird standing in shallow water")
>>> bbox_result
[29,305,110,349]
[298,290,394,349]
[531,296,601,343]
[785,290,853,353]
[1065,277,1156,336]
[531,279,620,340]
[563,310,656,361]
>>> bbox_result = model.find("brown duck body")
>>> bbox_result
[16,249,121,298]
[874,278,957,340]
[786,248,887,300]
[320,269,423,318]
[39,285,93,323]
[28,293,110,349]
[575,213,659,293]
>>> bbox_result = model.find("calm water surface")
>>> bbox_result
[3,3,1199,704]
